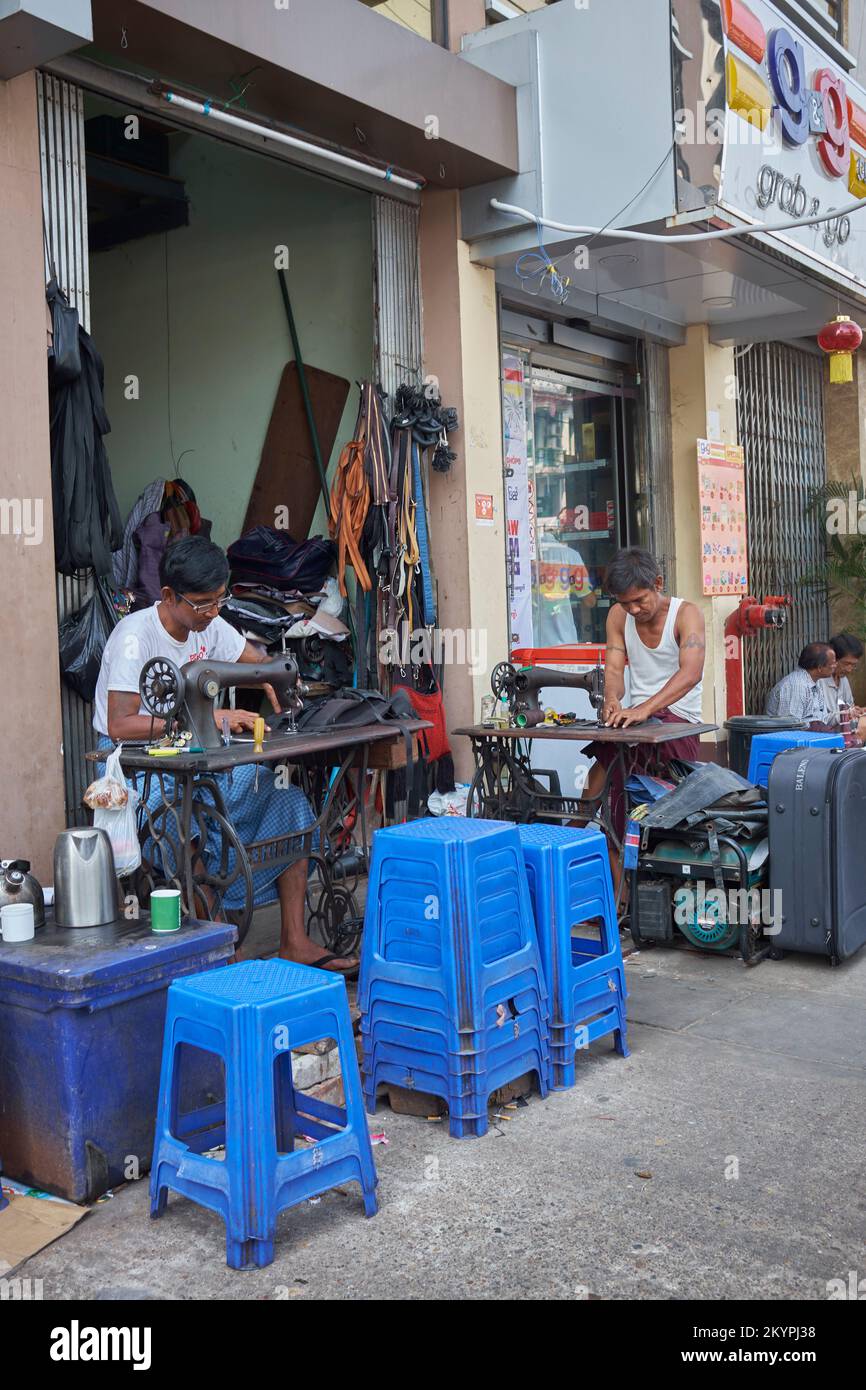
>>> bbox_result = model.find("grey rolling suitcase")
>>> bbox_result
[768,746,866,964]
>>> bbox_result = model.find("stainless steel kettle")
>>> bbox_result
[0,859,45,929]
[53,829,120,929]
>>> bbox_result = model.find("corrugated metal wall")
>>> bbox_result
[736,341,830,713]
[372,196,423,409]
[37,72,94,827]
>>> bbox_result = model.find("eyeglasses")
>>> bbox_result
[177,590,233,616]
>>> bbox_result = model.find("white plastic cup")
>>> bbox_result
[1,902,35,942]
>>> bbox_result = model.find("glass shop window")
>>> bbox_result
[501,349,640,652]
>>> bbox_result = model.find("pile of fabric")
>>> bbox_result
[112,478,212,608]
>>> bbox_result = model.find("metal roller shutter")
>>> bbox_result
[37,71,94,827]
[736,341,830,713]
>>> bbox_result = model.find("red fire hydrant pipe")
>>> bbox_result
[724,596,790,719]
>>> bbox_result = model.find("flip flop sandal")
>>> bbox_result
[308,952,360,978]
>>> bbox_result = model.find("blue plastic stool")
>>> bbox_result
[747,730,843,787]
[360,819,550,1135]
[517,825,628,1089]
[150,960,378,1270]
[359,818,549,1028]
[549,1002,628,1088]
[362,1039,551,1138]
[361,980,547,1052]
[517,825,626,1016]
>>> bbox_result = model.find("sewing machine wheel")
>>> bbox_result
[307,884,362,957]
[299,635,325,667]
[139,656,183,720]
[491,661,518,704]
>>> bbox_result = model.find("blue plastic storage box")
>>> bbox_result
[747,730,844,787]
[0,917,235,1202]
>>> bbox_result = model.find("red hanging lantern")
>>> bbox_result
[817,314,863,384]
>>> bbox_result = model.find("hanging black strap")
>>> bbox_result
[706,821,727,898]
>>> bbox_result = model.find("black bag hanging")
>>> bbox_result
[58,579,118,703]
[46,279,81,384]
[48,309,124,576]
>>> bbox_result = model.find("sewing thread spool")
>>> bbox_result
[253,717,265,753]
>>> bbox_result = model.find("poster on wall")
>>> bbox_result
[698,438,749,596]
[501,350,535,649]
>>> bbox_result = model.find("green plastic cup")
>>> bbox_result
[150,888,182,933]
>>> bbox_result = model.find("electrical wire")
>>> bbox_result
[515,225,572,303]
[580,141,676,256]
[540,139,677,284]
[490,193,866,244]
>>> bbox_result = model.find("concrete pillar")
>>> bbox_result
[669,324,739,748]
[420,188,508,778]
[0,72,66,879]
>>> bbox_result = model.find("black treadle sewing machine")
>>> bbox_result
[138,656,308,750]
[490,660,606,729]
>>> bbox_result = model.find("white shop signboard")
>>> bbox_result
[718,0,866,291]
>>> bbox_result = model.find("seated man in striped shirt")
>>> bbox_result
[764,643,837,728]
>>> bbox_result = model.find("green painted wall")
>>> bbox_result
[89,131,373,549]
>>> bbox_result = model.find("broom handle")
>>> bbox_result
[277,268,331,511]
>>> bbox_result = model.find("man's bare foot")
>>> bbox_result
[279,941,359,975]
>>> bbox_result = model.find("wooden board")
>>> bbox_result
[453,723,718,744]
[360,733,422,770]
[243,361,351,539]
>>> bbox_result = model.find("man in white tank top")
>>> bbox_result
[583,548,706,849]
[601,548,705,729]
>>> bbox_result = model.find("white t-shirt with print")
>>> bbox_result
[93,602,245,736]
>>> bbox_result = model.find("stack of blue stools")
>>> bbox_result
[518,824,628,1089]
[747,729,844,787]
[359,818,550,1138]
[150,959,378,1269]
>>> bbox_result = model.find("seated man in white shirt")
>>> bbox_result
[93,536,358,974]
[820,633,866,740]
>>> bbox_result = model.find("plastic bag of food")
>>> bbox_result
[84,762,129,809]
[83,745,141,876]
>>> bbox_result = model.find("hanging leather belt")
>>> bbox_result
[386,429,419,642]
[411,439,436,628]
[329,383,394,598]
[329,435,372,595]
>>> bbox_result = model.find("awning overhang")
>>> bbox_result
[80,0,519,189]
[0,0,92,79]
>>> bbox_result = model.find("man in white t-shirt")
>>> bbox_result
[95,536,357,974]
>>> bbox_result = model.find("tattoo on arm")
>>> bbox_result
[682,633,705,651]
[606,644,626,655]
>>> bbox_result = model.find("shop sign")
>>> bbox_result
[501,351,535,649]
[697,438,749,596]
[717,0,866,290]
